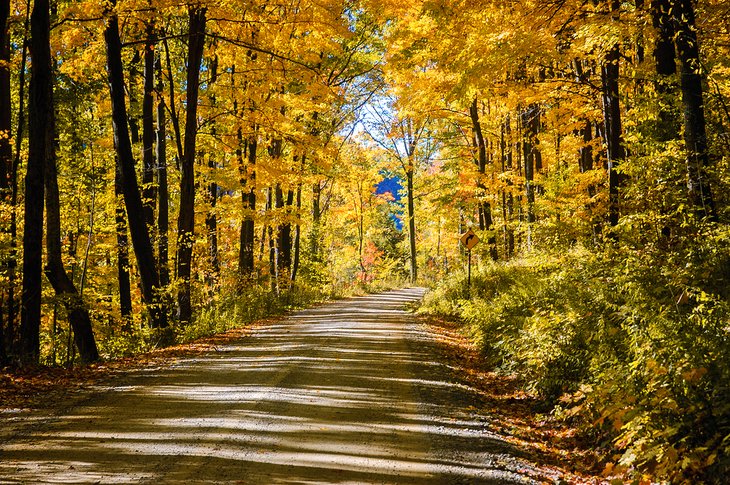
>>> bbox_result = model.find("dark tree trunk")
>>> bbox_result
[520,105,538,228]
[114,160,133,324]
[238,127,256,276]
[19,0,50,364]
[0,0,11,363]
[406,166,417,283]
[469,97,498,260]
[651,0,679,141]
[601,42,624,228]
[206,153,219,275]
[291,185,302,282]
[673,0,717,220]
[205,56,219,279]
[0,0,10,191]
[175,6,206,325]
[310,181,322,261]
[156,54,169,287]
[267,188,276,292]
[128,50,141,145]
[275,185,293,280]
[104,0,165,328]
[7,6,29,359]
[142,23,156,229]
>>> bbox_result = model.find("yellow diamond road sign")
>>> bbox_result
[460,229,480,251]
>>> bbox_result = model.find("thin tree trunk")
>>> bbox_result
[602,42,624,228]
[406,165,417,283]
[163,34,183,163]
[469,97,498,260]
[104,0,165,328]
[238,125,256,276]
[275,185,293,282]
[267,188,276,293]
[291,185,302,282]
[521,104,538,249]
[205,55,219,279]
[19,0,50,364]
[175,6,206,325]
[206,152,219,275]
[0,0,10,191]
[0,0,11,362]
[156,54,169,287]
[114,159,133,325]
[310,181,322,261]
[141,22,156,229]
[7,3,30,357]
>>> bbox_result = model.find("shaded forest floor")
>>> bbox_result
[1,311,607,483]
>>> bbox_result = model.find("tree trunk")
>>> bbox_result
[601,42,624,228]
[275,185,293,281]
[7,5,30,358]
[520,104,538,250]
[206,152,219,275]
[267,188,276,293]
[0,0,11,362]
[175,6,206,325]
[114,160,133,325]
[0,0,10,192]
[156,54,169,287]
[469,97,498,260]
[19,0,50,364]
[651,0,679,141]
[291,185,302,282]
[103,0,165,328]
[238,128,257,276]
[406,165,417,283]
[142,23,156,229]
[673,0,717,220]
[310,181,322,261]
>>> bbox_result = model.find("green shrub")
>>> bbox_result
[420,235,730,483]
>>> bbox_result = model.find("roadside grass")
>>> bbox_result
[419,244,730,483]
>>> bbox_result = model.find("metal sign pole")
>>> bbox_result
[467,249,472,299]
[459,229,479,300]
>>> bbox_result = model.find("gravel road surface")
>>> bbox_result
[0,288,565,484]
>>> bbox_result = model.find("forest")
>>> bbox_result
[1,0,730,482]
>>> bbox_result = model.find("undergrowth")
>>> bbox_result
[420,231,730,484]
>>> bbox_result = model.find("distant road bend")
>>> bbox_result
[0,288,566,484]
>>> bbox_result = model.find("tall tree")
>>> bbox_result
[142,22,157,229]
[176,5,206,324]
[602,39,623,228]
[104,0,165,328]
[0,0,10,192]
[238,124,257,276]
[18,0,51,364]
[469,96,498,260]
[520,104,539,245]
[0,0,11,362]
[114,159,133,325]
[156,54,169,287]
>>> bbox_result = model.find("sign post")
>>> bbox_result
[459,229,480,298]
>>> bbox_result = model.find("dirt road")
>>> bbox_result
[0,288,566,484]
